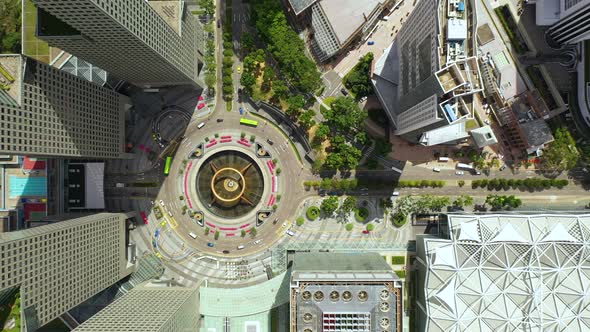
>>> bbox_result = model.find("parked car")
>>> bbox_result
[286,229,295,236]
[216,118,224,122]
[222,250,230,254]
[367,41,375,45]
[237,245,245,250]
[159,200,165,206]
[140,211,148,225]
[455,171,465,175]
[499,165,507,171]
[168,211,173,217]
[207,242,214,247]
[266,138,274,145]
[340,88,349,96]
[433,167,441,172]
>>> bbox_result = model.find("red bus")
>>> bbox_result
[141,211,148,224]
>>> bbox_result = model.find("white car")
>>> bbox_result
[455,171,465,175]
[168,211,173,217]
[286,230,295,236]
[159,200,164,206]
[253,239,262,245]
[484,119,491,125]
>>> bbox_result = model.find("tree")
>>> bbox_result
[272,79,289,100]
[541,127,579,173]
[321,196,339,216]
[240,71,256,92]
[241,229,246,237]
[298,109,316,129]
[345,223,354,231]
[296,216,305,226]
[366,224,375,231]
[343,53,375,98]
[315,123,330,142]
[198,0,215,16]
[242,32,255,53]
[261,66,275,92]
[324,97,367,133]
[250,227,257,237]
[204,72,216,90]
[341,196,357,214]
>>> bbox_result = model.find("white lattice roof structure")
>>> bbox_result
[416,214,590,332]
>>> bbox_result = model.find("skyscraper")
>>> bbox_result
[534,0,590,44]
[0,213,136,331]
[372,0,483,145]
[73,279,200,332]
[31,0,202,87]
[0,55,129,158]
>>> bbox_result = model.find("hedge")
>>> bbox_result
[306,206,320,220]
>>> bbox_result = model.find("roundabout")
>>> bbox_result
[150,111,309,262]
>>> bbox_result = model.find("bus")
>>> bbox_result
[163,156,172,175]
[240,118,258,127]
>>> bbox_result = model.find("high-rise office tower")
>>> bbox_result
[0,213,136,331]
[372,0,484,145]
[31,0,202,87]
[0,55,128,158]
[73,279,200,332]
[534,0,590,44]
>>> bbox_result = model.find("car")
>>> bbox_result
[367,41,375,45]
[392,191,400,196]
[362,230,370,234]
[150,200,154,205]
[253,239,262,245]
[237,66,241,73]
[286,230,295,236]
[484,119,491,125]
[282,221,287,228]
[189,232,197,239]
[360,96,368,103]
[159,200,164,206]
[266,138,274,145]
[340,88,349,96]
[207,242,214,247]
[455,171,465,175]
[499,165,507,171]
[237,245,245,250]
[433,167,441,172]
[140,211,148,225]
[222,250,230,254]
[168,211,173,217]
[239,107,244,115]
[474,171,481,175]
[273,218,279,224]
[216,118,224,122]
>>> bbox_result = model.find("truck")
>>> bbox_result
[456,163,474,171]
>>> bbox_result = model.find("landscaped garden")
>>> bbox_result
[494,5,529,54]
[306,206,320,221]
[355,207,369,222]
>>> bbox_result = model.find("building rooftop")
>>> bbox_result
[287,0,318,15]
[447,18,467,40]
[470,125,498,147]
[417,214,590,332]
[292,252,392,273]
[419,120,469,146]
[520,118,554,148]
[319,0,383,44]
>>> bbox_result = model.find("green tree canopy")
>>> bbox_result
[343,52,374,98]
[341,196,357,214]
[541,127,579,173]
[323,97,367,133]
[320,196,339,216]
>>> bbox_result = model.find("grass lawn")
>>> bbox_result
[23,0,50,63]
[465,119,479,130]
[391,256,406,265]
[395,270,406,278]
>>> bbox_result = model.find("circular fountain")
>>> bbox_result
[196,150,264,218]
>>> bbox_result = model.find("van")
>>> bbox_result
[433,167,441,172]
[189,232,197,239]
[438,157,449,162]
[197,122,205,129]
[237,245,245,250]
[392,191,400,196]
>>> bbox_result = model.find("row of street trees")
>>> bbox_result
[472,178,568,190]
[485,195,522,210]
